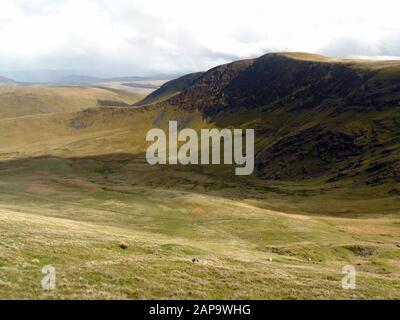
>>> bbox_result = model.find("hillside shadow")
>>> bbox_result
[0,152,398,217]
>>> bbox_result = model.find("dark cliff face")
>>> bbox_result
[222,55,365,111]
[167,58,254,114]
[165,54,370,116]
[145,53,400,185]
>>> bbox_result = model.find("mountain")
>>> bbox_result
[135,72,204,106]
[144,52,400,188]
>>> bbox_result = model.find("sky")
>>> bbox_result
[0,0,400,80]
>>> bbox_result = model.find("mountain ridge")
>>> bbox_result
[135,72,205,106]
[140,52,400,187]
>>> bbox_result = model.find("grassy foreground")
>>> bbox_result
[0,155,399,299]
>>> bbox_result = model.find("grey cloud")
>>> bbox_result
[1,0,400,79]
[2,1,240,76]
[379,34,400,56]
[319,35,400,58]
[319,38,380,57]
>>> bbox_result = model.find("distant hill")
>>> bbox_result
[4,70,180,85]
[104,74,181,82]
[121,82,160,89]
[144,52,400,187]
[0,76,15,84]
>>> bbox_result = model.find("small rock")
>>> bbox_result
[389,188,400,196]
[119,242,129,250]
[308,258,312,262]
[32,258,40,264]
[268,258,273,262]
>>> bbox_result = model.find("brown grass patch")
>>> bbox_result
[191,207,205,217]
[56,178,99,192]
[25,183,56,194]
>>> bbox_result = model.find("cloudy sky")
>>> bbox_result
[0,0,399,79]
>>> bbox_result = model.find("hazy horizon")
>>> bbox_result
[0,68,184,83]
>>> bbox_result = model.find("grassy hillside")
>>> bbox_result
[0,102,398,216]
[0,105,206,159]
[0,85,142,119]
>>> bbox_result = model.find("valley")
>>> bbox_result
[0,53,399,299]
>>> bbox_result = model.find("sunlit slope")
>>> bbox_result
[0,85,141,119]
[0,84,194,159]
[0,105,206,159]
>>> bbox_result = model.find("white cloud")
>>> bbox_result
[0,0,399,78]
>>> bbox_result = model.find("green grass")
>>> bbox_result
[0,155,399,299]
[0,85,141,120]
